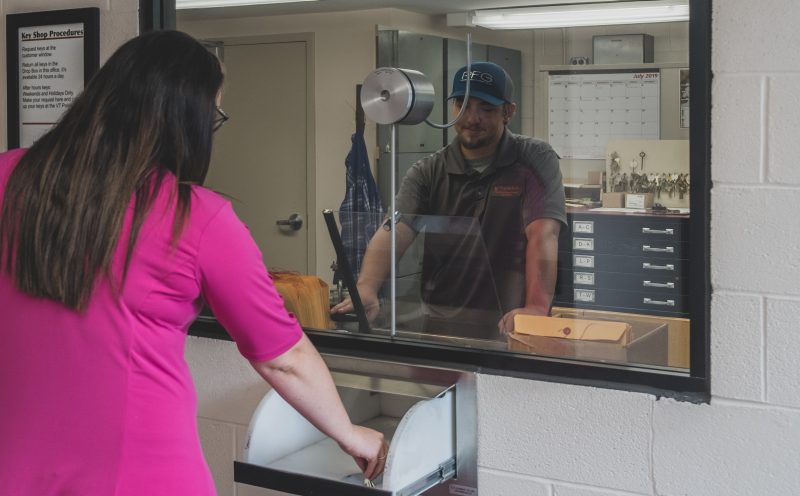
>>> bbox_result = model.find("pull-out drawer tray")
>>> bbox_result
[235,355,477,496]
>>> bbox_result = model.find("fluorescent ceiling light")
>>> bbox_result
[471,1,689,30]
[177,0,318,9]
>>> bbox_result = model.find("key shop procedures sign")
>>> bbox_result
[6,9,99,148]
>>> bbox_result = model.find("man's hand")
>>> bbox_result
[498,305,549,335]
[330,290,381,322]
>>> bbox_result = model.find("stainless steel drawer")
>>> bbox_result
[235,355,477,496]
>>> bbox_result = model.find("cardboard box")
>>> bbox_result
[551,307,689,369]
[593,34,654,64]
[587,170,603,185]
[625,193,654,209]
[508,312,668,366]
[272,272,331,329]
[601,192,625,208]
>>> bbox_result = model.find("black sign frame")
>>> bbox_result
[6,8,99,149]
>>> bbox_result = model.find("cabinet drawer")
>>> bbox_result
[557,269,686,294]
[570,215,687,240]
[554,286,689,315]
[559,252,688,275]
[567,236,688,259]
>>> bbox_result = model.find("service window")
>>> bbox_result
[176,0,710,398]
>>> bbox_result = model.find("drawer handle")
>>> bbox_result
[643,245,674,253]
[643,297,675,307]
[642,262,675,271]
[642,227,674,235]
[643,280,675,289]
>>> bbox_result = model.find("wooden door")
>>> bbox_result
[206,38,310,273]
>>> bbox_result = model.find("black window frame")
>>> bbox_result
[149,0,711,402]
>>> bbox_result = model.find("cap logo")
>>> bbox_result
[460,70,494,85]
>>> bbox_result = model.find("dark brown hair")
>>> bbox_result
[0,30,224,311]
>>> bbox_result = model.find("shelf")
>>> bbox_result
[540,62,688,72]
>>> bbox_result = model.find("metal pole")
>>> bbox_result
[390,123,397,337]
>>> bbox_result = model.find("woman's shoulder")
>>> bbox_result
[0,148,27,162]
[188,184,233,222]
[0,148,28,177]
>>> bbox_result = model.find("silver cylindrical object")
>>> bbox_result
[360,68,435,125]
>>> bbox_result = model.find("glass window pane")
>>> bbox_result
[179,1,702,382]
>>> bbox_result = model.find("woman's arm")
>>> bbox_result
[249,333,387,480]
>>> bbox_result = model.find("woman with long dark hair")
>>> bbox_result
[0,30,386,495]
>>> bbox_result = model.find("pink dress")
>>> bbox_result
[0,149,303,495]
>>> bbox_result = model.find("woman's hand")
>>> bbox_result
[338,425,389,481]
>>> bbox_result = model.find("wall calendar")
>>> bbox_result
[548,71,660,160]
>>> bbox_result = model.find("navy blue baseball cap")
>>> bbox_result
[448,61,514,106]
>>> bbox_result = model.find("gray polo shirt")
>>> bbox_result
[395,129,566,332]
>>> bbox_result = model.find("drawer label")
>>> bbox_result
[449,484,478,495]
[574,289,596,302]
[573,237,594,251]
[574,255,595,268]
[625,193,649,209]
[574,272,595,285]
[573,220,594,234]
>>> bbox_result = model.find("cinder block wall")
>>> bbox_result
[187,1,800,494]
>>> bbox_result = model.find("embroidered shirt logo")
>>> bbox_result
[492,185,521,197]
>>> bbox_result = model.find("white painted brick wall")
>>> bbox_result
[554,485,648,496]
[711,187,800,295]
[710,76,763,184]
[711,0,800,73]
[653,399,800,495]
[479,471,550,496]
[765,298,800,408]
[709,293,763,401]
[477,375,654,494]
[768,76,800,184]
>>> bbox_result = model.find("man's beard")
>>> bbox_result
[458,127,493,150]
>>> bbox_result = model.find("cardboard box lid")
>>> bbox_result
[514,315,631,343]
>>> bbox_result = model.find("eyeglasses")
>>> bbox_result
[213,106,229,132]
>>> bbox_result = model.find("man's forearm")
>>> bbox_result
[356,229,392,295]
[356,222,416,294]
[524,218,561,314]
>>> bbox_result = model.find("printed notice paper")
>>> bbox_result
[18,23,85,147]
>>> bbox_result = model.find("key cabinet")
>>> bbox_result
[554,208,690,318]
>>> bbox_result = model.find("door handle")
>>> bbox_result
[276,213,303,231]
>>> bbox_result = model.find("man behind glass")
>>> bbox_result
[333,62,566,338]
